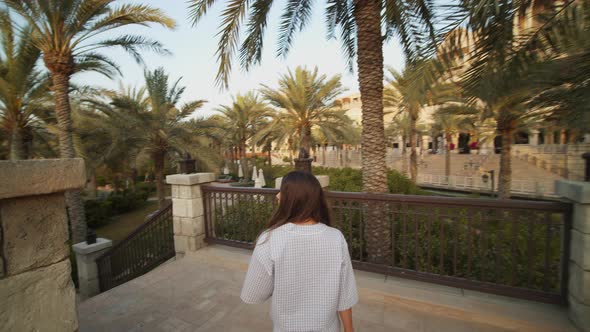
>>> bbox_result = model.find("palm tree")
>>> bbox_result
[432,110,475,180]
[216,92,273,179]
[385,63,438,183]
[91,68,207,209]
[0,10,50,160]
[258,67,354,162]
[5,0,175,242]
[188,0,437,192]
[442,1,589,198]
[385,113,412,176]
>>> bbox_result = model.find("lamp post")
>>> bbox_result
[482,170,495,198]
[583,152,590,182]
[179,153,196,174]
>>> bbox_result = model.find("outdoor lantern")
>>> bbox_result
[179,153,196,174]
[482,173,489,183]
[86,228,97,245]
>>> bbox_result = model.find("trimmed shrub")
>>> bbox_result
[85,186,151,229]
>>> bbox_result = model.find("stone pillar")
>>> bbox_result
[451,134,459,153]
[556,180,590,331]
[0,159,85,331]
[421,135,429,153]
[530,130,540,146]
[166,173,215,257]
[73,238,112,299]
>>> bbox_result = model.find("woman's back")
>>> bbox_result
[240,171,358,332]
[241,223,357,332]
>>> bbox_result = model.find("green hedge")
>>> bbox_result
[260,165,426,195]
[85,184,153,229]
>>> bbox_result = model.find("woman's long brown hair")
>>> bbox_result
[257,171,331,244]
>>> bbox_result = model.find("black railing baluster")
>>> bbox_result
[427,206,432,273]
[391,203,396,267]
[467,210,473,279]
[511,212,518,286]
[402,205,407,269]
[414,206,419,271]
[481,209,489,282]
[453,209,459,277]
[543,212,553,291]
[439,208,444,275]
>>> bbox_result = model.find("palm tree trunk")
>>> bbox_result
[445,132,452,182]
[401,136,408,175]
[10,128,26,160]
[300,125,312,155]
[240,139,249,180]
[498,121,515,199]
[51,71,87,244]
[354,0,390,264]
[153,151,167,209]
[409,114,418,183]
[87,168,97,199]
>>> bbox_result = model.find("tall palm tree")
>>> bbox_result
[91,68,207,209]
[385,63,438,183]
[385,113,412,176]
[5,0,176,242]
[258,67,354,160]
[188,0,436,193]
[0,9,50,160]
[216,92,273,179]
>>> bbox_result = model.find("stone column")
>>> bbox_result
[530,130,540,146]
[556,180,590,331]
[73,238,113,300]
[451,134,459,153]
[166,173,215,257]
[0,159,85,332]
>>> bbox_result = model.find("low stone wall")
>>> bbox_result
[0,159,86,331]
[556,181,590,331]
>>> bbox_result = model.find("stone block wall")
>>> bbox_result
[567,144,590,181]
[0,159,86,332]
[556,180,590,331]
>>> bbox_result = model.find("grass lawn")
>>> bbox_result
[96,201,159,244]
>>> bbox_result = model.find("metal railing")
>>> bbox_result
[96,202,174,292]
[202,186,571,304]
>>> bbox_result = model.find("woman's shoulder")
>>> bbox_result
[323,225,346,242]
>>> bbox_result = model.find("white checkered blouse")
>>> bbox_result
[240,222,358,332]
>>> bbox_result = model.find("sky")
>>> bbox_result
[76,0,407,117]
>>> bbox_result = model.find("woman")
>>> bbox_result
[241,171,358,332]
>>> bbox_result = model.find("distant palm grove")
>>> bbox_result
[1,0,589,247]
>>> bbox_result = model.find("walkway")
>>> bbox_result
[78,245,577,332]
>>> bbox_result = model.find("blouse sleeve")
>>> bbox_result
[240,234,274,304]
[337,234,359,311]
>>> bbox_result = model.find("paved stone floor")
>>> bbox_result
[78,245,577,332]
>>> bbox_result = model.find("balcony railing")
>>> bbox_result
[417,174,558,197]
[96,202,174,292]
[202,186,571,304]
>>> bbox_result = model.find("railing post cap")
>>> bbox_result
[556,180,590,203]
[73,238,113,255]
[166,172,216,186]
